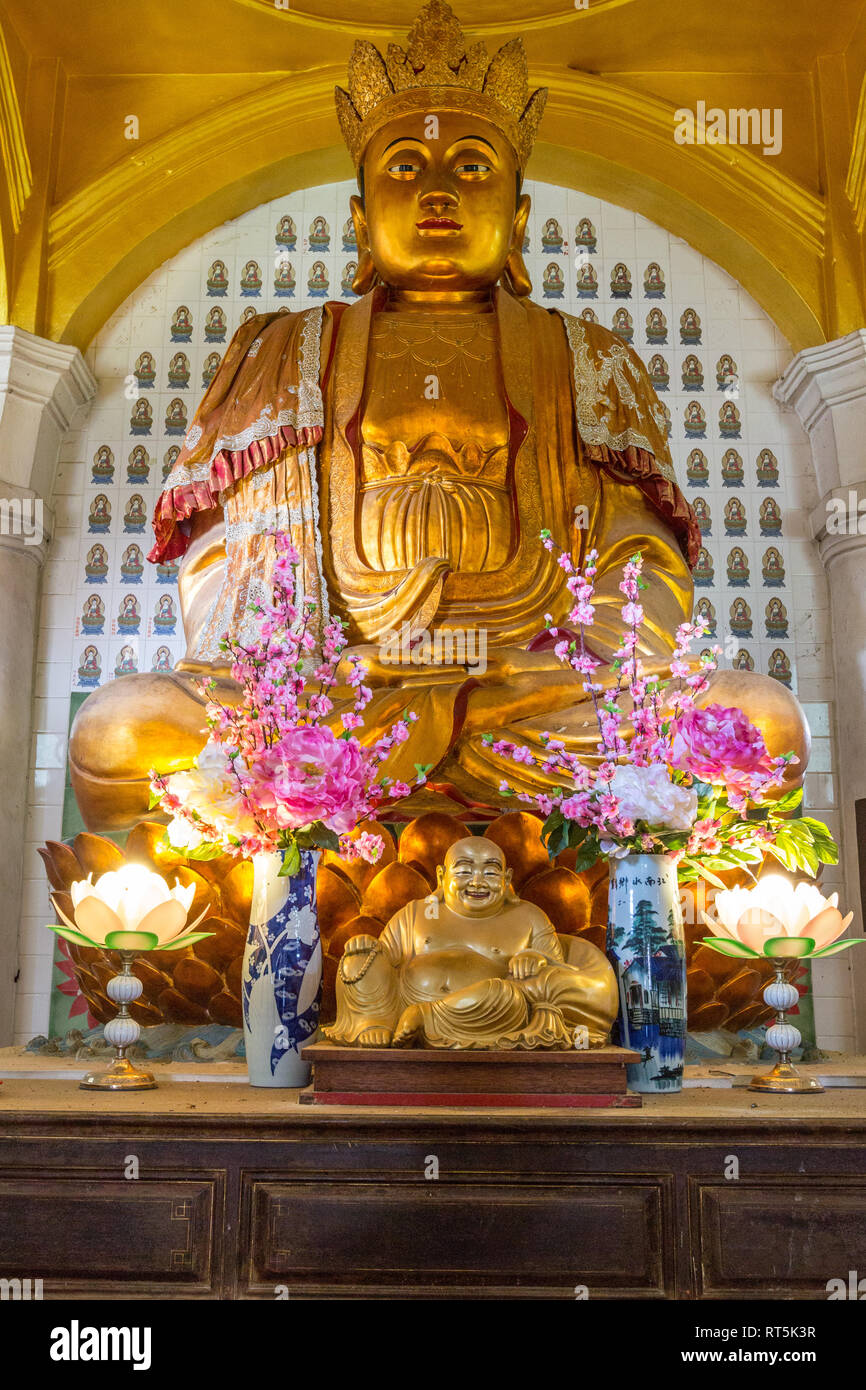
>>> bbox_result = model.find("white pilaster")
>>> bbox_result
[0,327,96,1044]
[775,329,866,1049]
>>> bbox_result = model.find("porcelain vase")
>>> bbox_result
[606,853,687,1093]
[242,848,322,1088]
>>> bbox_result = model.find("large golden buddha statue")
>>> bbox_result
[324,835,618,1049]
[70,0,700,831]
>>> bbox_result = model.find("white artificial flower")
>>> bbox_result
[606,763,697,833]
[166,816,209,852]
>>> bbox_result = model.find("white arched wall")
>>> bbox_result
[13,178,852,1050]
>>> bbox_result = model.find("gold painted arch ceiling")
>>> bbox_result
[0,0,865,349]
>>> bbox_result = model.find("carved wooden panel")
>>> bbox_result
[693,1181,866,1298]
[0,1174,221,1297]
[241,1175,672,1298]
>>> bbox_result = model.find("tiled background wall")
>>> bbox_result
[13,179,854,1049]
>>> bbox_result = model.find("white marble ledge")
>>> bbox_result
[1,1049,865,1090]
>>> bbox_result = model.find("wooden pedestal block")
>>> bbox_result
[300,1042,642,1107]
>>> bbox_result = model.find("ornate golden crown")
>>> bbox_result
[335,0,547,175]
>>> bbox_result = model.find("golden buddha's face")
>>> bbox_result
[437,837,512,917]
[353,109,530,293]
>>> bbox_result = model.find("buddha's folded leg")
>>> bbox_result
[392,977,572,1050]
[520,964,618,1046]
[322,945,402,1046]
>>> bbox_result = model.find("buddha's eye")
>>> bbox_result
[454,160,491,178]
[387,159,422,179]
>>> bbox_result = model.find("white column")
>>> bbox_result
[0,327,96,1044]
[775,329,866,1048]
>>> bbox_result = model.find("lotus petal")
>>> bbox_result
[699,908,737,940]
[699,936,760,958]
[736,906,787,953]
[72,894,123,945]
[157,930,217,952]
[184,904,212,935]
[811,938,866,957]
[73,832,125,879]
[70,875,94,910]
[50,894,81,935]
[40,841,84,893]
[169,878,196,915]
[134,899,189,945]
[764,935,815,958]
[804,906,853,950]
[48,925,98,949]
[103,929,161,951]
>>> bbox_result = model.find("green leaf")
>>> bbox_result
[698,936,760,958]
[810,938,866,958]
[179,841,226,862]
[278,842,302,878]
[543,819,571,860]
[766,837,798,872]
[763,935,815,958]
[104,930,160,951]
[47,925,97,949]
[157,931,217,951]
[690,863,728,890]
[570,839,601,874]
[773,787,804,812]
[306,824,341,853]
[148,787,163,811]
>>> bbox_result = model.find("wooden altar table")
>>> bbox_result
[1,1061,866,1299]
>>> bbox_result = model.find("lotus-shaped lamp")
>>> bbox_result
[49,864,213,952]
[699,873,862,960]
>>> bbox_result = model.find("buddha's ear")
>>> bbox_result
[350,194,379,295]
[502,193,532,298]
[512,192,531,249]
[349,193,367,247]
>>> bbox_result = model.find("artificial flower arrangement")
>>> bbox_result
[487,537,839,889]
[150,534,417,874]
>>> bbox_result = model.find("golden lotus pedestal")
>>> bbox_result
[79,1056,157,1092]
[749,1060,824,1095]
[300,1042,643,1108]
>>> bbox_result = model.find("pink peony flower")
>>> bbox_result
[670,703,774,795]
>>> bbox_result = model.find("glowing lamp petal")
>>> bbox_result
[699,908,736,940]
[736,906,787,953]
[135,899,189,945]
[169,879,196,914]
[801,906,846,951]
[72,894,124,945]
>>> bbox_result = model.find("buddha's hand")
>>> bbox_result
[507,950,547,980]
[340,934,380,985]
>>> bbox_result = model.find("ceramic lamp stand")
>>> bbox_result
[749,965,823,1094]
[80,950,156,1091]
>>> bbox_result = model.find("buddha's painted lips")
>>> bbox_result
[416,217,462,232]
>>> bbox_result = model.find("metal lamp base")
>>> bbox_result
[749,1060,824,1095]
[80,1056,157,1092]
